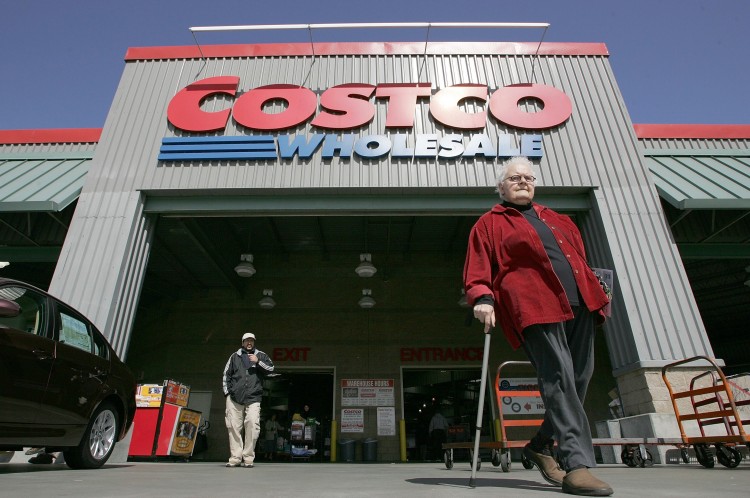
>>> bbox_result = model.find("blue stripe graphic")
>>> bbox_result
[159,136,277,161]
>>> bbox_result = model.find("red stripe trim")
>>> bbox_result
[0,128,101,145]
[634,124,750,139]
[125,42,608,61]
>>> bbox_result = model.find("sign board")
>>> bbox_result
[498,377,545,415]
[341,408,364,433]
[170,408,202,456]
[341,379,394,407]
[377,407,396,436]
[135,384,164,408]
[164,379,190,407]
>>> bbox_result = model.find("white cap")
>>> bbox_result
[242,332,256,341]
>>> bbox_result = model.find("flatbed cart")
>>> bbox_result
[443,360,545,472]
[443,360,689,471]
[662,355,750,469]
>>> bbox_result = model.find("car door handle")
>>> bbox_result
[32,349,54,361]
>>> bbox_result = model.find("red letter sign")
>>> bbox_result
[311,84,376,129]
[489,84,572,129]
[430,84,488,130]
[166,76,240,132]
[233,84,318,131]
[375,83,432,128]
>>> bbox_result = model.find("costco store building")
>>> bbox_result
[1,39,749,463]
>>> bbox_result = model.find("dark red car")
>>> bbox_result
[0,278,136,469]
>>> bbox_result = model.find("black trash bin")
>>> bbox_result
[338,438,356,462]
[362,438,378,462]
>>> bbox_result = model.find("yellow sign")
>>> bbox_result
[170,408,202,456]
[135,384,163,408]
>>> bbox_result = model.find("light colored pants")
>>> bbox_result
[225,396,261,465]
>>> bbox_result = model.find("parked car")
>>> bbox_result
[0,278,136,469]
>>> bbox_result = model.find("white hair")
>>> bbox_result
[495,156,537,186]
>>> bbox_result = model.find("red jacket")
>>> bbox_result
[463,203,610,349]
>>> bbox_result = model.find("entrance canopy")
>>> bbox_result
[645,150,750,210]
[0,129,99,270]
[0,152,93,212]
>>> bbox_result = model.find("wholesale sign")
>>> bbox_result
[160,78,573,162]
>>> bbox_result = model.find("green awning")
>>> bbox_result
[643,149,750,210]
[0,152,93,212]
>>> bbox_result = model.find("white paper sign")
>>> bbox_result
[341,408,364,433]
[377,407,396,436]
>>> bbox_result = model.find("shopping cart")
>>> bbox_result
[662,356,749,468]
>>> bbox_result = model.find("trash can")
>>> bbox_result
[338,438,356,462]
[362,438,378,462]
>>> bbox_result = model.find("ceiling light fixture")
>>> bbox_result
[358,289,376,309]
[258,289,276,309]
[355,253,377,278]
[234,253,256,278]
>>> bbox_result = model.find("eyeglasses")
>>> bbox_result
[503,175,536,184]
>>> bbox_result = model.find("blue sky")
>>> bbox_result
[2,0,748,130]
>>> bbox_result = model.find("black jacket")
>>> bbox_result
[222,347,274,405]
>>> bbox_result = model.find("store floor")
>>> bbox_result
[1,460,748,497]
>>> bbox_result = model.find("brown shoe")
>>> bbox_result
[523,444,565,486]
[562,468,613,496]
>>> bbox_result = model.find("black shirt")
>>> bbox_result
[504,201,580,306]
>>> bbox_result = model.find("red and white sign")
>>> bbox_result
[341,408,364,433]
[341,379,395,407]
[167,78,572,133]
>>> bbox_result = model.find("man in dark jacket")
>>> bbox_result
[222,332,274,468]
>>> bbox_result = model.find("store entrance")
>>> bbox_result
[402,368,493,462]
[262,369,334,461]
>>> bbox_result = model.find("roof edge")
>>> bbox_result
[0,128,102,145]
[634,124,750,139]
[125,41,609,61]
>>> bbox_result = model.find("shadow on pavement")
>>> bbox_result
[406,476,560,493]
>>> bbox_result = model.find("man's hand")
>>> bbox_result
[249,353,258,363]
[473,304,495,333]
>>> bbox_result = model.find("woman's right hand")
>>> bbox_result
[473,304,495,333]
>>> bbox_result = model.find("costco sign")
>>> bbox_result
[160,76,573,161]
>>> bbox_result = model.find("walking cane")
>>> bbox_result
[469,329,491,488]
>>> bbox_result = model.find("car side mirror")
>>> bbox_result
[0,298,21,318]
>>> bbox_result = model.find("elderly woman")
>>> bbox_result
[463,156,612,497]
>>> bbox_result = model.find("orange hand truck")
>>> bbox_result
[662,355,749,468]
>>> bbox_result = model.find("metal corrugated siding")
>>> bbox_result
[50,45,710,368]
[0,142,95,212]
[645,154,750,209]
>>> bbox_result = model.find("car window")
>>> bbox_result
[0,285,47,337]
[58,307,93,353]
[92,330,110,360]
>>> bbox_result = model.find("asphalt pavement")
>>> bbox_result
[2,459,750,497]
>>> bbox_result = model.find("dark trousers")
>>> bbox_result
[521,306,597,471]
[430,429,446,459]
